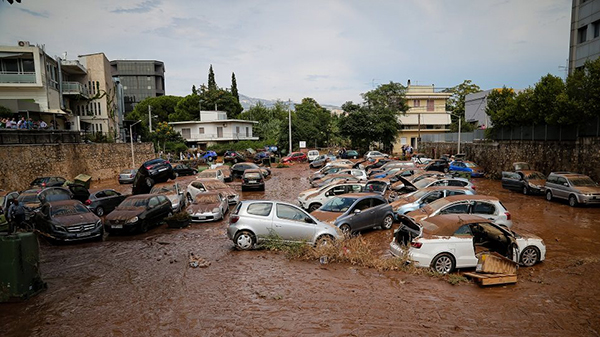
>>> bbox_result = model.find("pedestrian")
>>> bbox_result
[28,118,34,129]
[7,199,26,233]
[10,118,17,129]
[40,120,48,129]
[401,145,406,158]
[17,117,24,129]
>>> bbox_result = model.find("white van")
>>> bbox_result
[307,150,320,162]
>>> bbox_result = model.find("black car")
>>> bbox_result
[231,162,271,179]
[424,160,450,173]
[30,176,66,188]
[35,200,103,242]
[224,151,246,164]
[172,164,197,176]
[341,150,360,159]
[105,194,172,234]
[86,189,127,216]
[132,159,176,195]
[66,183,90,204]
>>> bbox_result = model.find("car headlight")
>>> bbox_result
[53,225,66,232]
[212,207,220,213]
[96,220,102,227]
[127,216,139,223]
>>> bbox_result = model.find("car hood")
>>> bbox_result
[187,202,220,214]
[310,210,342,224]
[389,198,413,210]
[106,208,144,221]
[574,186,600,194]
[405,208,430,222]
[53,213,99,226]
[209,187,237,198]
[299,188,319,199]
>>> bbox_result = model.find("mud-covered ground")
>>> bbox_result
[2,164,600,336]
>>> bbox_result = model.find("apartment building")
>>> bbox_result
[569,0,600,73]
[110,60,165,113]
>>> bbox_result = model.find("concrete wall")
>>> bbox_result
[419,138,600,181]
[0,143,155,191]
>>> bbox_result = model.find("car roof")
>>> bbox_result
[126,194,156,199]
[550,172,588,179]
[152,182,178,188]
[48,199,83,207]
[367,178,390,183]
[422,214,491,236]
[439,195,498,202]
[339,192,380,199]
[420,186,472,191]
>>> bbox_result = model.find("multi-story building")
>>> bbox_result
[0,42,121,138]
[169,111,258,149]
[569,0,600,73]
[465,88,523,129]
[110,60,165,113]
[393,82,451,152]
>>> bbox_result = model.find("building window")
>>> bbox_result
[246,127,249,137]
[413,99,420,107]
[217,127,223,138]
[181,128,191,139]
[427,99,434,111]
[198,127,204,134]
[578,26,588,43]
[97,102,102,115]
[593,20,600,39]
[236,126,240,135]
[99,124,103,132]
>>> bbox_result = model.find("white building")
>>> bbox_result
[169,111,259,149]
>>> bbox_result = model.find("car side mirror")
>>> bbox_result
[353,209,361,215]
[305,217,315,224]
[564,183,569,187]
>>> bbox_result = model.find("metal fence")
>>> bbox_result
[421,129,486,143]
[491,120,600,141]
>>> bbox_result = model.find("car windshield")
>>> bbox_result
[408,189,430,200]
[570,177,598,187]
[120,169,133,174]
[51,204,89,217]
[526,172,546,180]
[321,197,357,212]
[424,197,453,212]
[118,198,148,208]
[150,185,176,194]
[245,172,262,179]
[18,193,39,203]
[204,181,228,189]
[414,179,435,189]
[194,194,220,204]
[464,162,477,168]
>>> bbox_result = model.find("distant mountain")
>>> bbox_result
[239,94,341,112]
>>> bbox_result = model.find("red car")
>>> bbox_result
[282,152,307,163]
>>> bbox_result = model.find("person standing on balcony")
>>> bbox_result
[40,120,47,129]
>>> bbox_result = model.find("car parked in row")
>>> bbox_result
[307,150,320,162]
[341,150,359,159]
[105,194,172,234]
[186,179,239,205]
[390,214,545,274]
[405,195,512,228]
[172,164,197,176]
[224,151,246,164]
[227,200,340,250]
[197,168,226,182]
[231,162,271,179]
[187,192,229,222]
[242,169,265,191]
[311,174,360,188]
[309,165,352,183]
[364,151,389,160]
[118,169,137,184]
[35,200,103,242]
[423,159,450,173]
[30,176,66,188]
[86,189,127,216]
[390,186,476,216]
[501,171,546,195]
[298,181,365,212]
[309,154,336,169]
[449,160,485,177]
[150,182,186,212]
[545,172,600,207]
[282,152,307,163]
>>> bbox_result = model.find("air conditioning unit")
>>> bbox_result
[18,41,30,47]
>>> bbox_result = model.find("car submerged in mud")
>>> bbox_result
[390,214,546,274]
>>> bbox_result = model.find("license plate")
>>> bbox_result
[77,232,92,237]
[197,216,206,220]
[249,180,257,183]
[112,225,123,229]
[158,167,167,172]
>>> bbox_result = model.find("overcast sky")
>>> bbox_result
[0,0,571,106]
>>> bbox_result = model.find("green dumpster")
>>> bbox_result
[0,233,46,301]
[74,174,92,189]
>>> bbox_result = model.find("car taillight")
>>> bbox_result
[130,174,134,178]
[505,211,511,220]
[230,215,239,223]
[146,165,153,170]
[85,199,92,205]
[471,185,476,190]
[410,241,422,249]
[42,182,46,187]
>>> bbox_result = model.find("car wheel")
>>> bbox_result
[145,177,154,187]
[353,156,357,159]
[520,246,540,267]
[234,230,256,250]
[546,190,553,201]
[381,214,394,230]
[568,195,578,207]
[315,235,334,248]
[431,253,455,274]
[522,186,528,195]
[308,203,321,212]
[339,224,351,235]
[96,206,104,217]
[171,172,178,180]
[140,221,149,233]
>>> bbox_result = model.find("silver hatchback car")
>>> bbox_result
[227,200,341,250]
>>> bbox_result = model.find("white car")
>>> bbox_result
[390,214,546,274]
[336,169,368,181]
[197,168,225,182]
[307,150,320,162]
[187,191,229,222]
[412,154,432,165]
[186,178,239,205]
[364,151,389,160]
[325,159,354,168]
[298,181,365,212]
[404,195,513,228]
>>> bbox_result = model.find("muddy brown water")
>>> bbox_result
[2,164,600,336]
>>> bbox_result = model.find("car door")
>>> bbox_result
[555,177,569,199]
[347,198,375,231]
[272,203,316,242]
[471,201,497,221]
[452,224,479,268]
[146,196,162,222]
[104,190,122,212]
[420,190,444,207]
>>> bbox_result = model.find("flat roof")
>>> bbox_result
[169,119,258,125]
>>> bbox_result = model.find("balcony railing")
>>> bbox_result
[62,81,89,97]
[0,72,36,84]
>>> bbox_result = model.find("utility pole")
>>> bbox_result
[148,105,152,132]
[458,114,462,154]
[130,120,142,168]
[199,99,202,121]
[417,113,421,150]
[288,99,292,155]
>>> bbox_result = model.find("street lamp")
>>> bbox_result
[447,112,462,154]
[130,120,142,168]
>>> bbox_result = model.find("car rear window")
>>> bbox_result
[244,172,262,179]
[247,203,272,216]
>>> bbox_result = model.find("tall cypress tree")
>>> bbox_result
[231,72,239,102]
[208,65,217,91]
[191,85,197,95]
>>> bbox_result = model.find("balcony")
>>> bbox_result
[62,81,89,98]
[0,72,36,84]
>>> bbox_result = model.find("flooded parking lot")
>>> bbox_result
[2,164,600,336]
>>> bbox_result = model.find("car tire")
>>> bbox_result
[568,195,578,207]
[140,221,149,233]
[234,230,256,250]
[96,206,104,217]
[339,224,351,235]
[443,167,449,173]
[520,246,540,267]
[381,214,394,230]
[171,172,178,180]
[431,253,455,274]
[546,190,553,201]
[523,186,528,195]
[315,235,334,248]
[145,177,154,188]
[308,203,321,212]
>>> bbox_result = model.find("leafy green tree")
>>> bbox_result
[192,85,197,95]
[199,84,243,118]
[170,94,201,122]
[485,87,517,127]
[208,65,217,91]
[231,72,239,103]
[125,95,182,140]
[444,80,480,132]
[0,104,12,117]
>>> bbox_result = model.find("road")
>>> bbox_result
[1,163,599,336]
